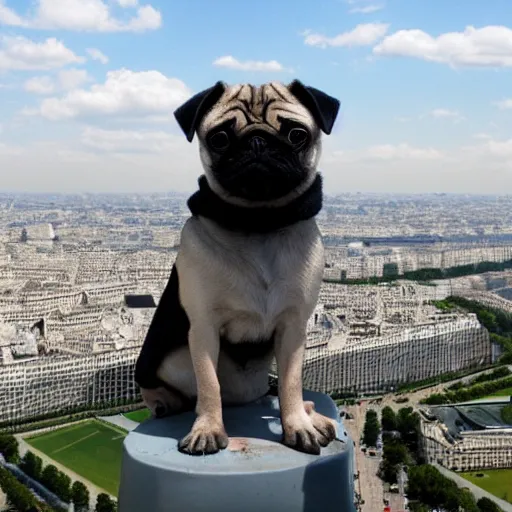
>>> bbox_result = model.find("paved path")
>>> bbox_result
[344,403,385,512]
[16,433,114,505]
[434,464,512,512]
[97,414,139,432]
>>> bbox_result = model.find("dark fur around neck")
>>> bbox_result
[187,174,323,233]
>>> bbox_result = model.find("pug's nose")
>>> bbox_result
[249,135,267,152]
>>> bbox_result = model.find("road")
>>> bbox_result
[386,466,407,512]
[344,401,384,512]
[98,413,138,432]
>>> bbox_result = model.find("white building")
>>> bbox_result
[301,315,491,394]
[0,348,140,422]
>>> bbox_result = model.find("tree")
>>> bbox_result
[396,407,421,455]
[408,504,430,512]
[20,451,43,481]
[71,481,90,512]
[407,464,477,512]
[477,310,497,331]
[459,489,479,512]
[423,393,449,405]
[40,464,71,502]
[362,410,380,447]
[55,471,71,502]
[0,465,40,512]
[95,493,117,512]
[378,440,410,483]
[20,228,28,243]
[501,404,512,425]
[41,465,59,494]
[383,262,399,278]
[381,406,397,432]
[477,497,504,512]
[0,434,20,464]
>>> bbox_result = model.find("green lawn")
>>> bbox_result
[485,387,512,398]
[124,408,151,423]
[461,469,512,503]
[26,420,126,495]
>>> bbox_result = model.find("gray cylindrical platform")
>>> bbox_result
[118,390,355,512]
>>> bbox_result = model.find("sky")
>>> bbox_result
[1,0,512,195]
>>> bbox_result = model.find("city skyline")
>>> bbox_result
[0,0,512,194]
[0,189,511,508]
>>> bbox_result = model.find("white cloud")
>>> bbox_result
[23,69,92,96]
[0,0,161,33]
[212,55,291,72]
[30,68,192,121]
[324,143,445,166]
[303,23,389,48]
[86,48,108,64]
[429,108,461,119]
[0,0,25,26]
[426,108,464,123]
[473,133,492,140]
[349,5,384,14]
[57,68,91,90]
[365,143,444,161]
[319,136,512,193]
[23,75,55,95]
[0,36,84,71]
[373,25,512,67]
[0,142,23,156]
[494,98,512,109]
[0,140,198,193]
[81,126,181,153]
[462,137,512,160]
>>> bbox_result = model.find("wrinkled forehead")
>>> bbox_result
[199,81,316,137]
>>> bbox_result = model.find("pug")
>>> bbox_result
[135,80,341,456]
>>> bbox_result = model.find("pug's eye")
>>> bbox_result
[288,127,309,147]
[208,131,230,151]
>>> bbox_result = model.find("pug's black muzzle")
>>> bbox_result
[211,132,309,202]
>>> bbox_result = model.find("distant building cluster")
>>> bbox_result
[0,242,174,422]
[0,348,140,422]
[301,284,491,394]
[420,401,512,472]
[0,192,510,423]
[324,243,512,281]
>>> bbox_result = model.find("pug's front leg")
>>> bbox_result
[275,315,337,455]
[178,321,228,455]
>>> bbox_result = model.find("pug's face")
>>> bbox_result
[174,80,340,206]
[197,83,323,204]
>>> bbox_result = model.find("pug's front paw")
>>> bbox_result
[282,405,337,455]
[178,415,229,455]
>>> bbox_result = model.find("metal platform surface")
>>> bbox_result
[118,390,356,512]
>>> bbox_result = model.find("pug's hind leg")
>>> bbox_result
[140,386,189,419]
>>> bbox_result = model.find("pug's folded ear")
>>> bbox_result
[288,80,340,135]
[174,81,226,142]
